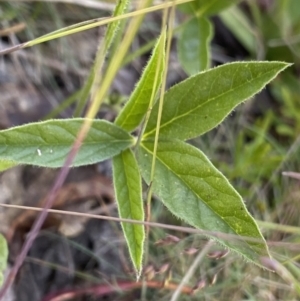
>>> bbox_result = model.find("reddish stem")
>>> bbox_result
[42,280,194,301]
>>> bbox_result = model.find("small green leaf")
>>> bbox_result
[0,234,8,287]
[115,30,166,132]
[179,0,242,16]
[144,62,291,141]
[105,0,129,52]
[178,16,212,75]
[138,139,270,265]
[0,119,133,168]
[113,149,145,277]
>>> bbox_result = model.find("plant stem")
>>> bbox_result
[171,240,213,301]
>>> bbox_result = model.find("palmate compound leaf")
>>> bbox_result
[138,139,270,265]
[115,30,166,132]
[144,62,291,141]
[112,149,145,277]
[0,118,134,169]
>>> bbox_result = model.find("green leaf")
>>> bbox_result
[178,0,242,16]
[178,16,212,75]
[0,160,17,172]
[112,149,145,277]
[144,62,291,141]
[115,30,166,132]
[105,0,129,52]
[0,234,8,287]
[0,118,133,168]
[138,139,270,264]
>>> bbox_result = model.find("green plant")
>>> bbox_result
[177,0,242,75]
[0,0,290,281]
[0,235,8,287]
[0,57,289,277]
[220,0,300,142]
